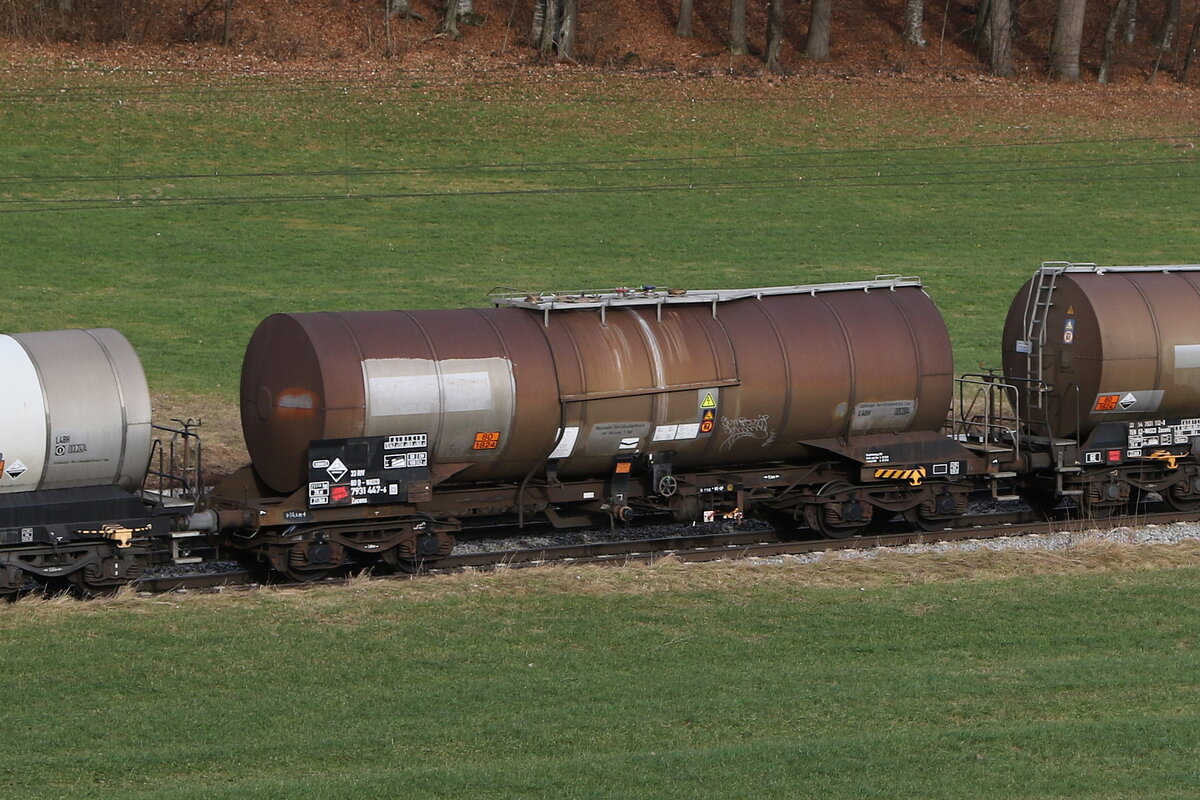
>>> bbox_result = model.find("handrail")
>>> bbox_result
[145,419,203,501]
[953,373,1023,458]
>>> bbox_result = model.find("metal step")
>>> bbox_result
[1025,436,1078,447]
[961,442,1015,455]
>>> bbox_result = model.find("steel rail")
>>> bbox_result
[132,505,1200,595]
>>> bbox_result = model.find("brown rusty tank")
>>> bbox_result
[1002,263,1200,439]
[242,278,954,495]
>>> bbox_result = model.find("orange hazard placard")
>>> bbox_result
[473,432,501,450]
[1094,395,1120,412]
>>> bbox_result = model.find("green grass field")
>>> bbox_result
[2,66,1200,797]
[2,73,1198,397]
[2,547,1199,799]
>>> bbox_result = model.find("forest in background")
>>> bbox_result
[3,0,1199,85]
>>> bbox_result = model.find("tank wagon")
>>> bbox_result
[967,262,1200,514]
[11,263,1200,592]
[0,329,204,595]
[211,276,989,579]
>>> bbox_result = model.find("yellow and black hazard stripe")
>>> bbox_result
[873,467,927,486]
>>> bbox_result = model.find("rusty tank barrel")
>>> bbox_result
[1002,263,1200,440]
[241,279,954,495]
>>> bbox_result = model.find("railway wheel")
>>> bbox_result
[68,554,147,597]
[669,494,701,524]
[902,507,951,532]
[389,557,439,575]
[903,486,965,531]
[279,565,334,583]
[382,530,455,574]
[1077,479,1130,520]
[271,539,342,583]
[0,565,28,600]
[1080,502,1123,521]
[1164,476,1200,512]
[1164,490,1200,512]
[804,481,872,539]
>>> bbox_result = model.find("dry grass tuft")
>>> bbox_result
[3,538,1198,621]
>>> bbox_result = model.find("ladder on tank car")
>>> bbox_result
[1019,262,1099,500]
[1021,262,1065,409]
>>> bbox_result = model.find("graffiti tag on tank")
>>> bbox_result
[719,414,775,451]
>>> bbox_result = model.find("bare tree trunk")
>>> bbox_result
[1149,0,1182,81]
[1099,0,1129,83]
[387,0,424,20]
[1183,11,1200,81]
[676,0,694,37]
[1155,0,1182,53]
[766,0,785,70]
[531,0,545,43]
[222,0,233,46]
[539,0,559,56]
[974,0,992,55]
[530,0,573,60]
[384,0,393,56]
[1124,0,1138,43]
[438,0,460,38]
[1010,0,1025,40]
[1049,0,1088,81]
[805,0,832,60]
[558,0,576,60]
[904,0,926,46]
[730,0,747,55]
[988,0,1014,75]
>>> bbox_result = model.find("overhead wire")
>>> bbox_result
[0,134,1193,187]
[1,153,1194,214]
[1,90,1194,216]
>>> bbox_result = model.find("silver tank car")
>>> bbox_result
[240,277,954,496]
[0,328,152,493]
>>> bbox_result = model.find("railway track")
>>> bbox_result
[133,505,1200,596]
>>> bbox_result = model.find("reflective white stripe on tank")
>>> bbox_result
[362,357,516,459]
[0,335,48,492]
[1175,344,1200,369]
[368,371,489,416]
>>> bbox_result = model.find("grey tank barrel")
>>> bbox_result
[0,328,152,493]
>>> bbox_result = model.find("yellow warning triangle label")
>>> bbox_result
[701,392,717,408]
[1067,306,1074,315]
[703,409,715,421]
